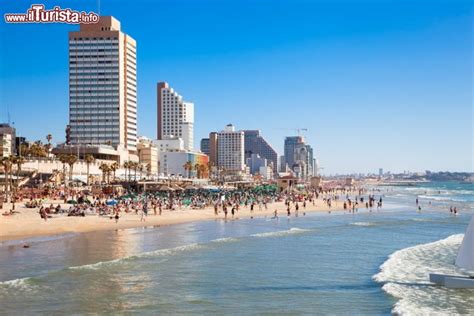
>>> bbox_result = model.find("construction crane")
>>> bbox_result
[274,128,309,136]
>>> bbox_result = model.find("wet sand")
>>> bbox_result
[0,199,342,241]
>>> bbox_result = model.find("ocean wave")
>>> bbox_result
[211,237,241,244]
[251,228,312,238]
[0,277,39,294]
[418,195,466,202]
[373,234,474,314]
[69,243,206,271]
[350,222,377,227]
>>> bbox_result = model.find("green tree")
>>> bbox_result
[84,154,95,186]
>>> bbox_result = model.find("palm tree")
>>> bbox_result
[200,163,208,179]
[138,164,144,180]
[58,154,70,186]
[124,161,134,182]
[46,134,52,156]
[1,157,13,211]
[132,162,139,181]
[19,143,29,157]
[84,154,95,186]
[14,156,25,179]
[146,163,152,179]
[99,163,110,184]
[194,163,201,179]
[182,163,188,178]
[207,161,214,179]
[183,161,193,178]
[110,162,119,182]
[67,155,78,183]
[9,156,24,211]
[122,161,129,182]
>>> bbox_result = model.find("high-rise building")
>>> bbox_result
[157,82,194,150]
[243,130,278,173]
[159,151,208,178]
[68,16,137,153]
[208,132,218,165]
[0,124,16,157]
[155,135,184,153]
[200,138,210,155]
[279,155,288,172]
[246,153,268,175]
[217,124,245,172]
[284,136,304,168]
[284,136,316,179]
[137,137,158,175]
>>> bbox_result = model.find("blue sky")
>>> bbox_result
[0,0,472,174]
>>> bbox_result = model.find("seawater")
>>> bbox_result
[0,181,472,314]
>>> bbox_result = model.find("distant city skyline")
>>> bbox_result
[0,0,472,174]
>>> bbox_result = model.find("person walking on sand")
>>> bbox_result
[141,200,148,221]
[39,206,47,221]
[274,209,278,219]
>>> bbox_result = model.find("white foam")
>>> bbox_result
[69,243,206,271]
[211,237,240,244]
[418,195,464,202]
[373,234,474,314]
[350,222,377,227]
[0,277,39,293]
[251,228,312,238]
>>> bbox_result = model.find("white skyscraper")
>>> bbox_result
[217,124,245,171]
[157,82,194,150]
[68,16,137,153]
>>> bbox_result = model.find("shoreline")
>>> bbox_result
[0,199,342,242]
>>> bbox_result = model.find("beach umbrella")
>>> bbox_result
[106,199,118,206]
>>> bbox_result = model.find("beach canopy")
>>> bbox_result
[456,215,474,273]
[159,185,174,191]
[172,185,184,191]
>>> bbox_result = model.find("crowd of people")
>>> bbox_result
[2,183,395,223]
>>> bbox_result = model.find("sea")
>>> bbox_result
[0,181,473,315]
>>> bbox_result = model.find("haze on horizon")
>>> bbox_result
[0,0,472,175]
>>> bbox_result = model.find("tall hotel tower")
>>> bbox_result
[68,16,137,154]
[157,82,194,151]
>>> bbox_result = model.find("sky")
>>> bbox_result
[0,0,472,175]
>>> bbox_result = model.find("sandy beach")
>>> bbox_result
[0,199,341,242]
